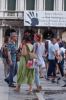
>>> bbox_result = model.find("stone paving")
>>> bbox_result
[0,58,38,100]
[0,58,66,100]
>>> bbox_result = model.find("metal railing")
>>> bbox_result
[0,10,24,19]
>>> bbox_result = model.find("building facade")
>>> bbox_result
[0,0,66,48]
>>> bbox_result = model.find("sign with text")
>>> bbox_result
[24,11,66,27]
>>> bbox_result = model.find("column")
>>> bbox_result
[38,28,41,34]
[38,0,43,10]
[54,0,63,11]
[54,0,58,11]
[57,0,63,11]
[0,28,3,49]
[18,28,21,48]
[17,0,24,18]
[19,0,24,11]
[35,0,39,10]
[0,0,6,17]
[1,0,5,10]
[0,0,1,10]
[57,29,60,38]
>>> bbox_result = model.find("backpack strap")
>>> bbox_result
[34,43,38,53]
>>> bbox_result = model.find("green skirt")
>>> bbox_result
[17,56,34,85]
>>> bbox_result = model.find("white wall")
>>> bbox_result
[18,0,24,11]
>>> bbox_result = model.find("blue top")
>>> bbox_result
[8,42,17,62]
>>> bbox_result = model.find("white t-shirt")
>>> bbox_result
[54,43,59,51]
[48,42,59,60]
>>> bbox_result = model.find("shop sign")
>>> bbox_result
[24,11,66,27]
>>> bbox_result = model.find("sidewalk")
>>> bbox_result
[0,58,38,100]
[0,58,66,100]
[0,58,9,100]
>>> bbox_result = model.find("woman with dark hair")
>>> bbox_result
[14,36,34,92]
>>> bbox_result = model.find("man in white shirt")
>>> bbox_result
[47,37,57,82]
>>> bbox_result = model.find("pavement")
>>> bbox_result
[0,58,66,100]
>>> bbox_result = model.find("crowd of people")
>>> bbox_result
[1,28,66,93]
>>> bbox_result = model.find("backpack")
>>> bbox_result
[16,48,21,61]
[2,46,8,58]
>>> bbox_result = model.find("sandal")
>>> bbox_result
[34,86,42,92]
[14,85,20,92]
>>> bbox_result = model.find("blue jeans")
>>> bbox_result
[47,60,56,77]
[35,67,40,86]
[58,61,64,77]
[7,61,17,85]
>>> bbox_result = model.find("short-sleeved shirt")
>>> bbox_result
[8,42,17,62]
[48,42,55,60]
